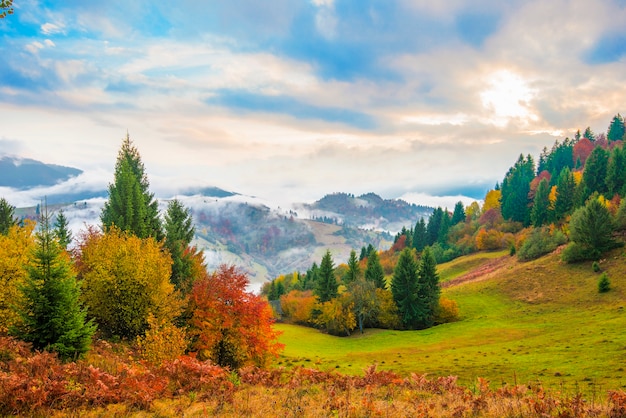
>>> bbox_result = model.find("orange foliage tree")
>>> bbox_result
[188,265,283,369]
[280,290,317,325]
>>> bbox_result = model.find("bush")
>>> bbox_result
[434,298,459,324]
[598,273,611,293]
[592,261,601,273]
[561,242,596,263]
[517,227,567,262]
[136,315,188,366]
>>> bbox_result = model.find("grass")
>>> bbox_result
[277,248,626,395]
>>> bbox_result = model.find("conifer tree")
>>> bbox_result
[54,209,72,249]
[0,197,17,235]
[583,127,595,141]
[101,134,163,240]
[364,248,386,289]
[164,199,201,293]
[501,154,534,225]
[344,250,361,284]
[416,247,440,329]
[554,167,576,221]
[582,146,609,197]
[568,197,617,260]
[607,146,626,197]
[450,201,466,225]
[303,261,319,291]
[426,207,444,245]
[315,250,338,303]
[12,206,96,361]
[391,248,422,329]
[412,218,427,251]
[607,114,625,142]
[531,178,551,227]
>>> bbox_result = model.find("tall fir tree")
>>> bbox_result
[607,114,625,142]
[0,197,17,235]
[391,248,422,329]
[450,201,466,226]
[303,261,319,291]
[606,146,626,197]
[412,218,428,251]
[364,248,386,289]
[554,167,575,221]
[531,178,551,227]
[315,250,338,303]
[343,250,361,284]
[426,207,444,246]
[416,247,440,329]
[582,146,609,198]
[164,199,201,294]
[101,134,163,240]
[501,154,535,225]
[54,209,72,249]
[11,205,96,361]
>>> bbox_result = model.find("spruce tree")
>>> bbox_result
[501,154,534,225]
[101,134,163,240]
[416,247,440,329]
[315,250,337,302]
[164,199,199,293]
[54,209,72,249]
[364,248,386,289]
[412,218,427,251]
[0,197,17,235]
[569,197,617,260]
[583,146,609,197]
[450,201,466,225]
[344,250,361,284]
[11,206,96,361]
[607,114,625,142]
[391,248,422,329]
[531,178,550,227]
[607,146,626,197]
[554,167,575,221]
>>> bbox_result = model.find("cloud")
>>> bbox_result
[41,22,65,35]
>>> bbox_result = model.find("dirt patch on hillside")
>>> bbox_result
[442,255,514,288]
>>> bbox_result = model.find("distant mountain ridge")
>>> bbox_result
[0,156,82,189]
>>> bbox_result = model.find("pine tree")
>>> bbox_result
[607,114,625,142]
[569,197,617,260]
[531,178,551,227]
[582,146,609,197]
[501,154,535,225]
[583,127,595,141]
[391,248,422,329]
[426,208,444,246]
[344,250,361,284]
[606,146,626,197]
[101,134,163,240]
[0,197,17,235]
[303,262,319,291]
[416,247,440,329]
[554,167,576,221]
[450,201,466,225]
[364,248,386,289]
[164,199,200,293]
[315,250,338,303]
[412,218,427,251]
[11,206,96,361]
[54,209,72,249]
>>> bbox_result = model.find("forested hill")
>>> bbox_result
[295,192,432,231]
[0,155,82,189]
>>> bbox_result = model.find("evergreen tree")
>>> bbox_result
[569,197,617,260]
[583,127,595,141]
[101,134,163,240]
[54,209,72,249]
[606,146,626,197]
[315,250,338,303]
[416,247,440,329]
[364,248,386,289]
[582,146,609,197]
[554,167,575,221]
[531,178,551,227]
[426,207,444,246]
[304,262,319,291]
[438,209,451,244]
[501,154,535,225]
[412,218,427,251]
[344,250,361,284]
[391,248,422,329]
[0,197,17,235]
[450,201,466,225]
[607,114,625,142]
[11,206,96,361]
[164,199,199,293]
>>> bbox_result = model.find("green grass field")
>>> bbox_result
[276,248,626,395]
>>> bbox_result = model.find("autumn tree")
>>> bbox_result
[12,208,95,361]
[343,250,361,284]
[188,265,283,368]
[364,248,386,289]
[0,0,13,18]
[348,278,378,334]
[391,248,421,329]
[316,250,338,302]
[77,226,180,339]
[315,293,356,336]
[101,134,163,240]
[164,199,203,294]
[0,220,35,333]
[54,209,72,249]
[0,197,17,235]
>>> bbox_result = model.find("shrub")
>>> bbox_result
[434,298,459,324]
[592,261,601,273]
[136,315,188,366]
[561,242,595,263]
[598,273,611,293]
[517,227,567,261]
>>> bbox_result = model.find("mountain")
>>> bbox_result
[0,156,82,189]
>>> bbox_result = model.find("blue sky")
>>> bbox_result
[2,0,626,207]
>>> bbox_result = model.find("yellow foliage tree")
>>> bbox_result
[548,185,557,210]
[315,293,356,336]
[0,221,35,333]
[77,226,181,339]
[482,189,502,214]
[136,314,188,366]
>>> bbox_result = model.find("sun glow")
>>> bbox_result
[480,70,537,127]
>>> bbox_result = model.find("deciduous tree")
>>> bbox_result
[348,278,378,334]
[188,265,283,368]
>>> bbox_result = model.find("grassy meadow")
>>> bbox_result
[276,248,626,395]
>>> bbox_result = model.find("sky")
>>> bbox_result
[2,0,626,209]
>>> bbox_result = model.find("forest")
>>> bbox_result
[2,115,626,416]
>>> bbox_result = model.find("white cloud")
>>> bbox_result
[41,22,66,35]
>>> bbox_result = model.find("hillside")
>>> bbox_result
[0,156,82,189]
[278,247,626,393]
